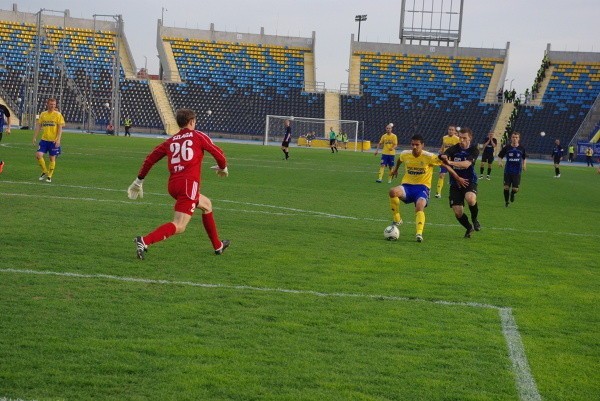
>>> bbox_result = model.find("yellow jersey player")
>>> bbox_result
[389,134,466,242]
[32,98,65,183]
[374,123,398,183]
[434,125,460,198]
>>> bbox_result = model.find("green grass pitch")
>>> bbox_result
[0,131,598,400]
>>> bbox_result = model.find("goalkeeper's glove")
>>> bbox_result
[211,165,229,177]
[127,178,144,199]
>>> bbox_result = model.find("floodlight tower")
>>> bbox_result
[399,0,464,46]
[355,15,367,42]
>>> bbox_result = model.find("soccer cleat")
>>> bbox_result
[45,177,52,183]
[134,236,147,260]
[0,160,4,174]
[556,174,561,178]
[39,173,47,181]
[215,239,230,255]
[393,220,403,227]
[375,179,382,183]
[479,175,483,179]
[464,227,475,238]
[415,234,423,243]
[505,202,509,208]
[387,179,392,184]
[434,193,441,198]
[486,175,491,180]
[473,220,481,231]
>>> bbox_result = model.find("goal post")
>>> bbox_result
[265,115,363,151]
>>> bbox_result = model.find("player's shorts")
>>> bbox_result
[329,139,336,146]
[439,165,448,174]
[281,141,290,147]
[168,178,200,216]
[401,183,430,206]
[380,154,395,168]
[481,153,494,163]
[553,155,562,164]
[37,140,61,156]
[503,172,521,188]
[449,184,478,207]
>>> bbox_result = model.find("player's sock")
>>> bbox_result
[48,161,56,178]
[0,132,3,142]
[510,190,516,202]
[202,212,222,250]
[469,202,479,222]
[436,178,444,196]
[480,166,484,175]
[390,196,401,224]
[143,222,177,246]
[487,167,492,176]
[456,214,471,229]
[415,210,425,235]
[378,166,385,181]
[503,189,509,203]
[555,167,559,176]
[37,158,48,174]
[285,151,289,159]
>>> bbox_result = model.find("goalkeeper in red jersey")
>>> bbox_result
[127,109,230,259]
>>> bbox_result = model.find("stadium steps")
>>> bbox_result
[303,53,316,90]
[348,55,361,95]
[325,91,341,132]
[529,66,555,106]
[483,63,505,103]
[492,101,515,140]
[161,41,182,83]
[148,80,178,135]
[118,36,137,79]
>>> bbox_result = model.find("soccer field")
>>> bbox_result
[1,131,598,401]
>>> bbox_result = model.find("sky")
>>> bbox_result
[4,0,598,94]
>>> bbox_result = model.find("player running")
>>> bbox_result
[498,132,527,207]
[32,98,65,183]
[374,123,398,183]
[127,108,230,259]
[389,134,466,242]
[440,127,481,238]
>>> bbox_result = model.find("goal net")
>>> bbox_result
[265,115,362,151]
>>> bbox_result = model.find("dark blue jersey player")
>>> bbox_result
[498,132,528,207]
[442,127,481,238]
[551,139,564,178]
[281,119,292,160]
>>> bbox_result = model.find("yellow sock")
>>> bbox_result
[436,177,444,195]
[415,211,425,235]
[48,161,56,178]
[378,166,385,180]
[37,158,47,174]
[390,196,401,223]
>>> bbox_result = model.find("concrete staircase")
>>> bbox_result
[484,63,505,103]
[148,80,178,135]
[118,36,136,79]
[324,91,341,135]
[492,102,515,141]
[304,53,315,91]
[161,41,181,82]
[348,55,361,95]
[529,66,555,106]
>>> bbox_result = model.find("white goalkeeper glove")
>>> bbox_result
[211,165,229,177]
[127,178,144,199]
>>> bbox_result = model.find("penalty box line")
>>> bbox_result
[1,268,541,401]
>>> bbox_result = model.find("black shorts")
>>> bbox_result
[504,172,521,188]
[553,156,562,164]
[329,139,336,146]
[281,141,290,147]
[449,184,478,207]
[481,153,494,163]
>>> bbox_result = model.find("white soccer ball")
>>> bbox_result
[384,225,400,241]
[540,131,546,137]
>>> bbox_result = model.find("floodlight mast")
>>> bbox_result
[355,14,367,42]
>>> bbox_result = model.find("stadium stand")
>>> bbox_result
[513,47,600,155]
[341,40,508,146]
[0,7,161,131]
[159,24,323,137]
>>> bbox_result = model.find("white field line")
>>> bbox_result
[1,180,599,238]
[0,268,541,401]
